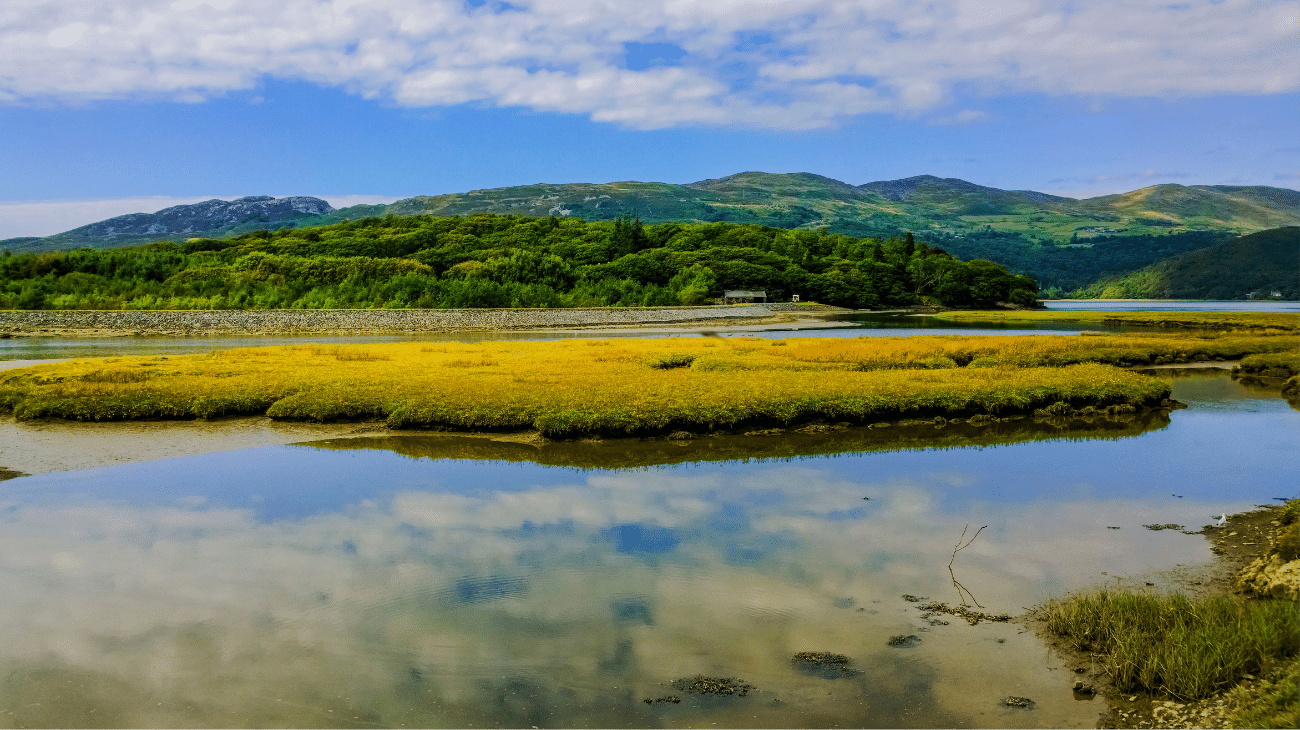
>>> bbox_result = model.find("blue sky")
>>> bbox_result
[1,0,1298,239]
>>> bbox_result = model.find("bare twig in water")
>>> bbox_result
[948,523,988,607]
[948,523,987,568]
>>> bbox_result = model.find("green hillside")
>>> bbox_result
[369,174,1300,243]
[1075,227,1299,300]
[7,174,1297,256]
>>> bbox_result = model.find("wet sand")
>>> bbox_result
[0,415,391,476]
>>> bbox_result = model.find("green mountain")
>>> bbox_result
[7,174,1298,257]
[1072,186,1300,232]
[1075,227,1300,300]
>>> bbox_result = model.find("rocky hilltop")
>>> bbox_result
[9,196,335,251]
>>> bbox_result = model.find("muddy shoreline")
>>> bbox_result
[1021,503,1295,729]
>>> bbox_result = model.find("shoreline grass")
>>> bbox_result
[931,310,1299,332]
[1044,590,1298,702]
[0,331,1286,437]
[1232,351,1300,380]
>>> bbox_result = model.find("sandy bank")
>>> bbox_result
[0,414,391,476]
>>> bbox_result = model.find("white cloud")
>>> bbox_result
[0,0,1295,130]
[0,194,403,239]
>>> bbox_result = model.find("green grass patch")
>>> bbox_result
[1044,590,1299,701]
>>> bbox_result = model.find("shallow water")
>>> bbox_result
[0,320,1087,362]
[0,371,1294,728]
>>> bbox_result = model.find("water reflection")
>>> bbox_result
[305,411,1172,471]
[0,372,1293,728]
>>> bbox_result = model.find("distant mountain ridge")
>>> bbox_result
[4,173,1299,254]
[30,196,336,250]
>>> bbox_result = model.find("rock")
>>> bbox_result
[1234,553,1300,600]
[33,195,336,248]
[1003,696,1034,708]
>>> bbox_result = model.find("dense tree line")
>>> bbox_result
[0,214,1039,310]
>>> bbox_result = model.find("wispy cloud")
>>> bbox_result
[1,0,1295,130]
[1041,169,1196,197]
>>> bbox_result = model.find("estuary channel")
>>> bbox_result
[0,369,1295,728]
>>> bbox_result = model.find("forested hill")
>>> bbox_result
[0,215,1038,311]
[1074,227,1300,300]
[6,173,1299,254]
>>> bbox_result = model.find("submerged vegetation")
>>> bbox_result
[0,214,1039,311]
[1044,591,1297,701]
[2,331,1288,435]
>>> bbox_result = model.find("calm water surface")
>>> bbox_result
[0,372,1295,728]
[0,321,1084,362]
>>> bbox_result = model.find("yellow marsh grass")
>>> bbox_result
[932,309,1299,332]
[0,332,1284,436]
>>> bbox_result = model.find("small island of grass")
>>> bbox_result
[2,330,1291,437]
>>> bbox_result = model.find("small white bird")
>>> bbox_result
[1214,513,1227,527]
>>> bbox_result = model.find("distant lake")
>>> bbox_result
[0,370,1294,728]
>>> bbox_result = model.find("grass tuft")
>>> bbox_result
[1044,590,1298,701]
[646,353,698,369]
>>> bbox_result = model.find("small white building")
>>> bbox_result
[723,290,767,303]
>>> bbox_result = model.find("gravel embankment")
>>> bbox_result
[0,303,846,336]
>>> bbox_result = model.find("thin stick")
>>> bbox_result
[948,523,988,607]
[948,523,987,569]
